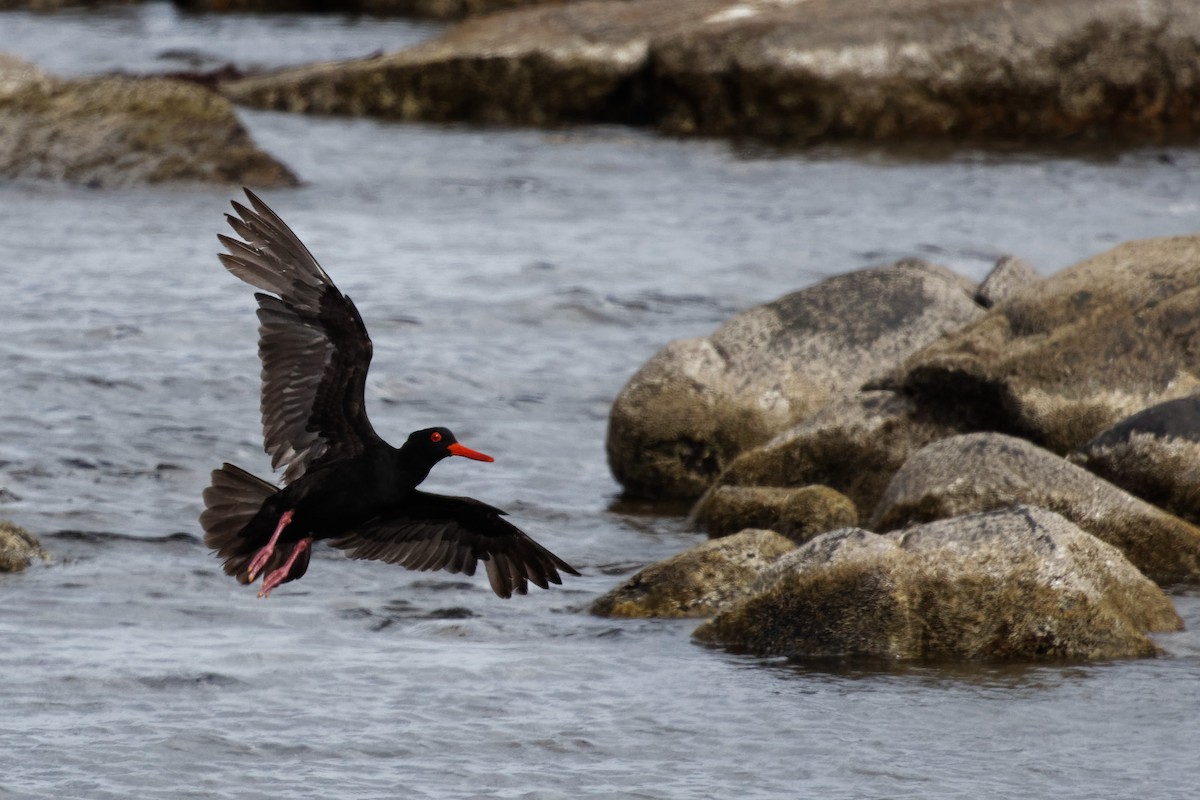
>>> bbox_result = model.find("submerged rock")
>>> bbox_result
[0,54,296,188]
[0,521,47,573]
[694,506,1183,662]
[691,484,856,543]
[870,432,1200,586]
[590,528,795,619]
[886,236,1200,453]
[606,260,982,500]
[1069,397,1200,528]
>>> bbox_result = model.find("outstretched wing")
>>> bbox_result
[325,491,581,599]
[218,189,379,484]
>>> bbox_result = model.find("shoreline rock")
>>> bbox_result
[590,528,796,618]
[0,53,297,188]
[606,260,982,501]
[871,432,1200,586]
[0,521,47,573]
[219,0,1200,149]
[693,507,1183,662]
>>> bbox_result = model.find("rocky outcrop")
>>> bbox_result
[711,390,963,517]
[691,484,856,543]
[0,521,47,573]
[694,507,1183,662]
[220,0,1200,147]
[0,54,296,188]
[884,236,1200,453]
[1069,397,1200,528]
[606,260,982,500]
[590,528,795,618]
[871,432,1200,586]
[173,0,567,17]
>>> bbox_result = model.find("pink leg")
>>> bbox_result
[258,536,313,599]
[246,509,294,583]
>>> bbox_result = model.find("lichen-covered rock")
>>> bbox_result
[691,484,856,543]
[694,506,1183,662]
[712,391,962,516]
[0,54,296,187]
[976,255,1041,308]
[590,528,795,618]
[0,520,47,573]
[606,260,982,500]
[870,432,1200,586]
[887,236,1200,452]
[1069,396,1200,528]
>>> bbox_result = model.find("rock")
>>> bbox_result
[0,54,296,188]
[222,0,731,124]
[694,506,1183,662]
[173,0,567,17]
[606,260,982,500]
[976,255,1041,308]
[886,236,1200,453]
[0,0,136,7]
[220,0,1200,147]
[870,432,1200,586]
[590,528,795,619]
[653,0,1200,145]
[691,484,857,543]
[0,520,47,573]
[1069,396,1200,527]
[712,390,963,516]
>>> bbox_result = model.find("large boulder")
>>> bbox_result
[607,261,982,500]
[690,484,856,542]
[0,54,296,188]
[694,507,1183,662]
[652,0,1200,144]
[220,0,1200,147]
[0,521,47,573]
[871,432,1200,586]
[590,528,795,619]
[1069,397,1200,528]
[222,0,735,125]
[711,390,963,517]
[885,236,1200,453]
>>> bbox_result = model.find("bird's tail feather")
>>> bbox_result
[200,463,289,584]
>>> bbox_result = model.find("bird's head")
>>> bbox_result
[405,427,495,466]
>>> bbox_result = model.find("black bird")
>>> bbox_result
[200,190,579,599]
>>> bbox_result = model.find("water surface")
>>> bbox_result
[2,7,1200,799]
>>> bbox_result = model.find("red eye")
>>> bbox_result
[430,431,442,443]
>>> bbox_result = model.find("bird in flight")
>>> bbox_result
[200,190,579,599]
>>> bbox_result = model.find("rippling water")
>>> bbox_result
[3,7,1200,799]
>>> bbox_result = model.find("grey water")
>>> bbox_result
[2,6,1200,799]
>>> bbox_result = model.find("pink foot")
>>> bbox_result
[258,536,313,599]
[246,509,294,583]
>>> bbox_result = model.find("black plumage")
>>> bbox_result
[200,190,578,599]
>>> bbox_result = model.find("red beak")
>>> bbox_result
[448,442,494,462]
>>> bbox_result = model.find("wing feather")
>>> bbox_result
[218,189,378,483]
[325,491,579,599]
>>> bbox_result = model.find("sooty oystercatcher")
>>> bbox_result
[200,190,579,599]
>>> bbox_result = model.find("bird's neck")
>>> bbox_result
[390,443,437,490]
